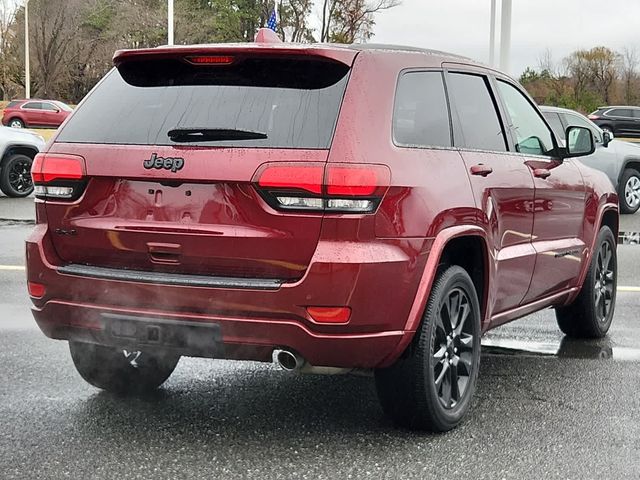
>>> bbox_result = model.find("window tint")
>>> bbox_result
[446,73,506,152]
[58,60,350,149]
[633,109,640,118]
[393,71,451,148]
[6,101,21,108]
[496,81,555,156]
[562,113,602,143]
[22,102,42,110]
[608,109,633,118]
[543,112,565,140]
[41,103,59,112]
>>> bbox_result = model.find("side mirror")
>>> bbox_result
[563,126,595,158]
[602,131,613,148]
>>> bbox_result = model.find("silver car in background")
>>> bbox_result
[0,126,45,197]
[542,106,640,214]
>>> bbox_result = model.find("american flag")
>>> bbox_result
[267,8,277,31]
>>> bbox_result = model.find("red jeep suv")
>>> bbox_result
[26,37,619,431]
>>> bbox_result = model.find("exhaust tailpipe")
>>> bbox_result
[272,349,362,375]
[273,349,305,371]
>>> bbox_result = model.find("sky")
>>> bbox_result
[369,0,640,77]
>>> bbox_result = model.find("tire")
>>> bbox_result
[8,118,24,128]
[375,265,481,432]
[0,153,34,197]
[556,226,617,338]
[600,126,614,137]
[619,168,640,214]
[69,341,180,394]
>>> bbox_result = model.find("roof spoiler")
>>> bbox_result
[254,28,282,44]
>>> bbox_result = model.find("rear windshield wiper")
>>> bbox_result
[168,127,268,142]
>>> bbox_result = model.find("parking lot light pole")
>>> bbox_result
[489,0,496,67]
[24,0,30,99]
[168,0,174,45]
[499,0,512,73]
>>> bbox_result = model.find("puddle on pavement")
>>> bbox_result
[482,337,640,362]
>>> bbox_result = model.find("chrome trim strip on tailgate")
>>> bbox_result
[57,264,284,290]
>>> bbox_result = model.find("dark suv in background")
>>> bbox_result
[589,106,640,137]
[27,34,618,432]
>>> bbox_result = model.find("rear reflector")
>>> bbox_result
[186,55,235,65]
[254,163,390,214]
[306,306,351,324]
[28,281,45,298]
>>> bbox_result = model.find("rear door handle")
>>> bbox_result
[533,168,551,179]
[470,164,493,177]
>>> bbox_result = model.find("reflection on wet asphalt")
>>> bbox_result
[483,336,640,361]
[2,224,640,478]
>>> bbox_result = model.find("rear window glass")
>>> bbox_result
[57,57,350,149]
[7,101,21,108]
[393,71,451,148]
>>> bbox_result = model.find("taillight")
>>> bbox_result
[254,163,390,214]
[588,114,600,120]
[31,153,86,200]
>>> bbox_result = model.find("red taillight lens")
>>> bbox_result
[28,281,46,298]
[326,166,383,196]
[588,114,600,120]
[254,163,390,214]
[186,55,235,65]
[306,306,351,324]
[31,153,86,199]
[258,165,323,195]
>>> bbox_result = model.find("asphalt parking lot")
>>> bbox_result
[1,195,639,479]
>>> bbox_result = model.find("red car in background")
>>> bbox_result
[1,99,72,128]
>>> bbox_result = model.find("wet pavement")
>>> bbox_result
[1,216,639,478]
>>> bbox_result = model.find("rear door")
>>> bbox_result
[43,52,353,281]
[445,70,536,315]
[21,101,44,126]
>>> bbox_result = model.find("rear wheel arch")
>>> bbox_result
[618,159,640,185]
[1,145,39,166]
[438,235,490,324]
[380,228,491,368]
[600,208,619,239]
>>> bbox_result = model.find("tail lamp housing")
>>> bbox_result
[254,163,390,214]
[31,153,87,200]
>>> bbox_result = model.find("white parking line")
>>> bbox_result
[0,265,25,271]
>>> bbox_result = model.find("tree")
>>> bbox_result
[320,0,400,43]
[620,47,638,104]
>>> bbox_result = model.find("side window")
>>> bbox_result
[41,103,58,111]
[496,81,555,156]
[609,109,632,118]
[633,109,640,118]
[563,113,603,144]
[22,102,41,110]
[542,112,565,140]
[446,73,507,152]
[393,71,451,148]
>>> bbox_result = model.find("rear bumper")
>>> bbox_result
[26,224,431,368]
